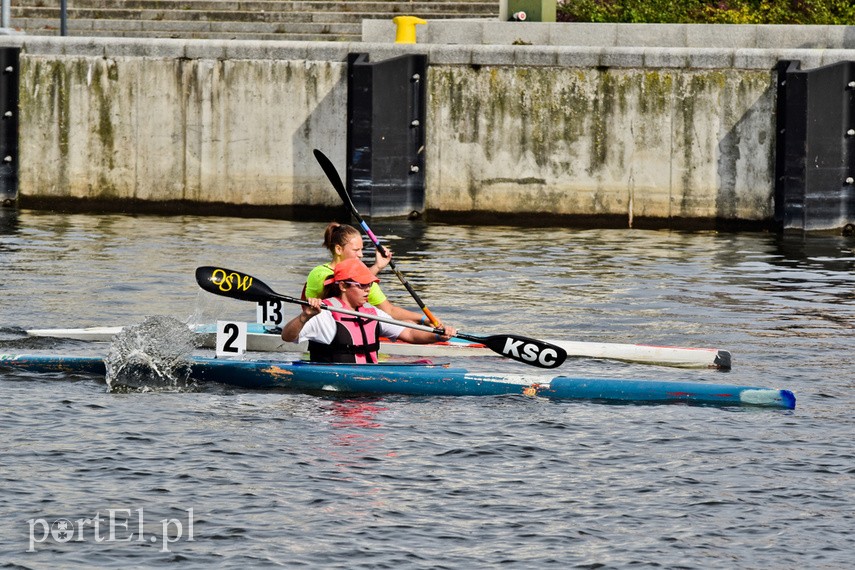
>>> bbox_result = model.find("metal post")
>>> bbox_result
[776,59,855,232]
[1,0,11,30]
[61,0,68,36]
[0,47,20,205]
[347,53,427,219]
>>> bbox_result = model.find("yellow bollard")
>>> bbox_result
[392,16,426,44]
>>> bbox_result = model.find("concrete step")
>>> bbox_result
[10,0,499,41]
[64,0,498,11]
[15,16,363,34]
[20,27,361,42]
[14,7,496,22]
[12,0,498,16]
[17,0,494,8]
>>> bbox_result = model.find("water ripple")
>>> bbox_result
[1,213,853,567]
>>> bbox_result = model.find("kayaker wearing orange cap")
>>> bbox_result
[283,258,456,364]
[302,222,440,326]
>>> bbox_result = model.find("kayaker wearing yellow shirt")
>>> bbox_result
[302,222,441,325]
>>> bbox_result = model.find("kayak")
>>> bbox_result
[25,323,732,369]
[0,353,791,409]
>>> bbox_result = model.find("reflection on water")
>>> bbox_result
[328,399,386,431]
[324,399,391,466]
[0,207,18,235]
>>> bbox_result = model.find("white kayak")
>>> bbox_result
[26,323,731,369]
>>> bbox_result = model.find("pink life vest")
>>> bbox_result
[307,298,381,364]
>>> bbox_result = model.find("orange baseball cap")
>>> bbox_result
[324,258,380,286]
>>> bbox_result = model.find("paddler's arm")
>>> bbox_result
[397,326,457,345]
[281,300,321,342]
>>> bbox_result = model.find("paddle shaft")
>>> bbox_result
[266,293,560,366]
[313,149,441,327]
[195,266,567,368]
[356,218,439,325]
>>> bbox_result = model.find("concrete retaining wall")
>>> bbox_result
[12,38,350,210]
[427,65,774,223]
[3,27,854,227]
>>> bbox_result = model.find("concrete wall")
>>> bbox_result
[427,65,774,223]
[12,38,350,209]
[2,28,853,227]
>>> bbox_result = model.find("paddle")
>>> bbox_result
[195,266,567,369]
[313,148,442,327]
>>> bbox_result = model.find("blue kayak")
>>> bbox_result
[0,353,795,409]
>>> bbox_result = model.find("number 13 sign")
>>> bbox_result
[257,300,285,327]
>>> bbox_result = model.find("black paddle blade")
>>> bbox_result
[195,266,275,303]
[481,335,568,369]
[313,149,353,209]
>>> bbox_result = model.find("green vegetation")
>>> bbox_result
[556,0,855,24]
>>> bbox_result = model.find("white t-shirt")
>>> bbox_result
[295,305,405,345]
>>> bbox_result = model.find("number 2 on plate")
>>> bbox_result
[216,321,247,357]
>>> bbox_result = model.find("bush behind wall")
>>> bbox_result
[556,0,855,25]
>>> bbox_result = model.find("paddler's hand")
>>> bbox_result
[301,298,322,320]
[281,300,321,342]
[371,247,392,273]
[435,326,456,341]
